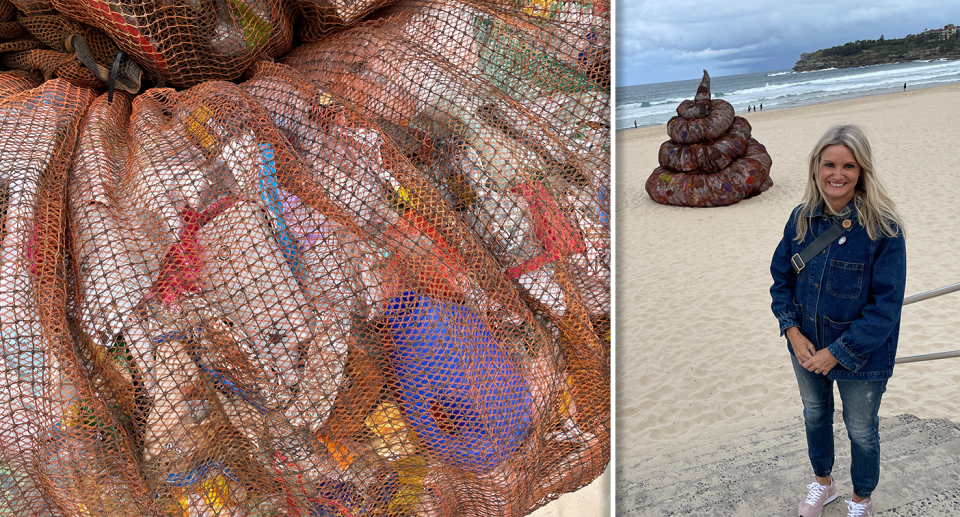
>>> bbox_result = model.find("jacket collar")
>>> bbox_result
[809,199,858,221]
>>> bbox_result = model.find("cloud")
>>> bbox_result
[674,43,766,61]
[616,0,960,85]
[717,57,770,67]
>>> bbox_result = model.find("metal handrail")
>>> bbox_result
[902,282,960,306]
[896,282,960,364]
[896,350,960,364]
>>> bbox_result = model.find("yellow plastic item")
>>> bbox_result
[365,401,419,459]
[522,0,560,18]
[201,474,230,513]
[389,455,428,514]
[186,105,218,152]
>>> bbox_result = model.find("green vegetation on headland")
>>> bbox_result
[794,31,960,71]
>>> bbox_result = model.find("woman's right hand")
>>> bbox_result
[786,327,817,363]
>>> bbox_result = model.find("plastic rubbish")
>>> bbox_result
[196,200,313,408]
[70,92,158,343]
[385,292,533,473]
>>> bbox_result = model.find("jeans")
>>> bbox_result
[791,354,887,498]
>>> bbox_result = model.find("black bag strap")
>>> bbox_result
[108,50,124,104]
[67,35,142,95]
[790,220,849,274]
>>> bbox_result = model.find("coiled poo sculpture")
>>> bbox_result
[646,70,773,207]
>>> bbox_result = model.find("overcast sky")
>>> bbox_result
[616,0,960,86]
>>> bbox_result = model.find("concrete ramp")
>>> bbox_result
[616,414,960,516]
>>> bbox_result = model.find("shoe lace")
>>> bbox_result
[804,482,827,505]
[846,500,868,517]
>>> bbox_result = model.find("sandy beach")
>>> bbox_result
[616,81,960,498]
[531,468,610,517]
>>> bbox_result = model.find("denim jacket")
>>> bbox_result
[770,201,906,381]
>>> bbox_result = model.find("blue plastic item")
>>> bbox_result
[163,460,237,487]
[384,292,533,473]
[257,143,305,286]
[598,185,610,226]
[152,328,269,413]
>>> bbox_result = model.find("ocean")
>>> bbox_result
[615,59,960,131]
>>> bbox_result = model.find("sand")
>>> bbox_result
[616,82,960,476]
[531,467,610,517]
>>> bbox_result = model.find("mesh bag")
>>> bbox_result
[293,0,403,42]
[0,13,143,91]
[283,0,610,320]
[0,0,609,514]
[8,0,55,16]
[278,1,611,509]
[0,79,150,516]
[0,0,19,21]
[0,69,41,95]
[47,0,294,87]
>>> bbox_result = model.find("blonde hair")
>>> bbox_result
[794,124,903,242]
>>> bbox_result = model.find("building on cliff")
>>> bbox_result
[923,24,958,41]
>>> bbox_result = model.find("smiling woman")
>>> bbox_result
[617,67,960,516]
[817,144,861,213]
[770,124,907,517]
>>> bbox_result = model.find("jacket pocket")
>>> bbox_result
[827,260,864,299]
[822,317,854,349]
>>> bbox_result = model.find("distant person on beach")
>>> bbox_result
[770,125,906,517]
[904,83,907,91]
[760,103,763,110]
[635,121,638,128]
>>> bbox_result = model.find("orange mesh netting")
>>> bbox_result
[292,0,404,43]
[0,11,143,92]
[47,0,295,88]
[0,0,609,515]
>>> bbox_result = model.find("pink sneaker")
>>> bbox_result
[845,499,873,517]
[798,481,838,517]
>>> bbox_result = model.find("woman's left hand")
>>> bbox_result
[803,348,839,375]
